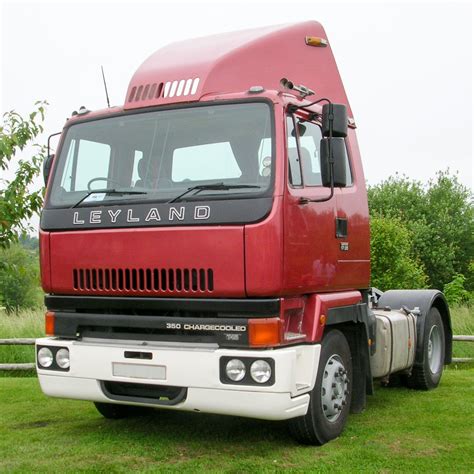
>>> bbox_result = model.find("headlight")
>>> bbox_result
[250,360,271,383]
[37,347,53,368]
[56,348,70,369]
[225,359,246,382]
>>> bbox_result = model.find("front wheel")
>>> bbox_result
[289,329,352,445]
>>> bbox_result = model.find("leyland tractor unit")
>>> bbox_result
[36,21,452,445]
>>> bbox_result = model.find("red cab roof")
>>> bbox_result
[124,21,353,117]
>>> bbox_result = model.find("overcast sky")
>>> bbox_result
[1,1,472,231]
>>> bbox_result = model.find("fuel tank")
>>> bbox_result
[46,226,245,297]
[370,308,417,378]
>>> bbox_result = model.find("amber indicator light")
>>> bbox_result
[248,318,281,347]
[45,311,56,336]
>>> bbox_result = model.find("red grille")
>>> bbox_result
[73,268,214,293]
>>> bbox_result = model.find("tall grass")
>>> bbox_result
[0,305,472,372]
[450,305,474,359]
[0,308,44,376]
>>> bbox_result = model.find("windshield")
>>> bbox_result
[47,102,273,208]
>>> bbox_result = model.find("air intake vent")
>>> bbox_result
[128,82,164,102]
[72,268,214,293]
[127,77,200,102]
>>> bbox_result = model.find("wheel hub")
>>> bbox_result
[321,354,349,422]
[428,325,442,374]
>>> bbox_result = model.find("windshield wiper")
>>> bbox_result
[168,182,261,204]
[72,189,148,208]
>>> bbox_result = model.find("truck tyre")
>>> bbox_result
[288,329,352,445]
[407,307,445,390]
[94,402,150,419]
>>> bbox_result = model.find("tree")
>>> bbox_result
[370,216,428,291]
[0,244,42,312]
[0,101,47,248]
[368,171,474,291]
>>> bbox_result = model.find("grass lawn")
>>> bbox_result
[0,369,473,472]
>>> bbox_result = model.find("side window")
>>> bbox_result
[286,116,302,186]
[288,115,353,188]
[297,121,322,186]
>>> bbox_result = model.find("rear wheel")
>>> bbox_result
[94,402,151,419]
[289,329,352,445]
[407,307,445,390]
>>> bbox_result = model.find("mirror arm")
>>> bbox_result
[288,97,332,121]
[47,132,62,158]
[45,132,62,186]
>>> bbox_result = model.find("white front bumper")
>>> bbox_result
[36,338,321,421]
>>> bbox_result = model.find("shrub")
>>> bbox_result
[443,274,471,306]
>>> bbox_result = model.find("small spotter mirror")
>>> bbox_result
[261,156,271,177]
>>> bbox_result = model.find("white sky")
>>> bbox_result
[0,0,473,232]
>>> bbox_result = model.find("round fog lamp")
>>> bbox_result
[225,359,246,382]
[56,348,70,369]
[250,360,271,383]
[38,347,53,368]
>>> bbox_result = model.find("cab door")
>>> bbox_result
[333,130,370,289]
[283,112,340,293]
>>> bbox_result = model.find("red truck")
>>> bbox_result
[36,21,452,445]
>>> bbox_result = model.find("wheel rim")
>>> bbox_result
[321,354,349,422]
[427,325,443,374]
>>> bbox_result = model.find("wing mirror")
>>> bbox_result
[43,154,54,186]
[320,103,348,188]
[320,138,347,188]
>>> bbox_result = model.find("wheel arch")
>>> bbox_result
[377,289,452,365]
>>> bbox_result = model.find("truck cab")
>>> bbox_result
[36,21,451,445]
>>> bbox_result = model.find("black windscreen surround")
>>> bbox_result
[47,102,274,209]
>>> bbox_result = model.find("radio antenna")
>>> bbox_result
[101,65,111,108]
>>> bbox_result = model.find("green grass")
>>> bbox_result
[0,369,473,472]
[1,307,473,471]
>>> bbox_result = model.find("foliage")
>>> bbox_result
[443,274,471,306]
[0,245,42,312]
[19,234,39,251]
[368,171,474,291]
[370,216,428,291]
[0,101,47,248]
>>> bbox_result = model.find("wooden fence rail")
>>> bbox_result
[0,336,472,371]
[0,338,36,345]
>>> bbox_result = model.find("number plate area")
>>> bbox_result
[112,362,166,380]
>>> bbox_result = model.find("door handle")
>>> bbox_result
[336,218,348,238]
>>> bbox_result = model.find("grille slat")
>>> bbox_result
[73,267,214,293]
